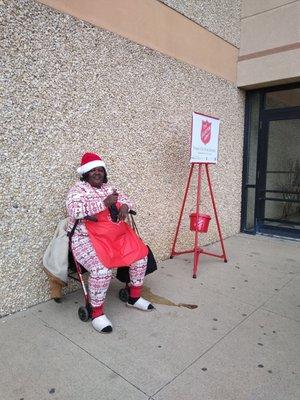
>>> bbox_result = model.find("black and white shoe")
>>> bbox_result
[92,315,113,333]
[126,297,155,311]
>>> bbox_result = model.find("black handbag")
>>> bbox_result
[116,245,157,283]
[116,213,157,283]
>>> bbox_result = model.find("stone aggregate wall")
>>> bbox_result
[159,0,242,47]
[0,0,244,315]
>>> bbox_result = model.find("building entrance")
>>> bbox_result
[242,84,300,239]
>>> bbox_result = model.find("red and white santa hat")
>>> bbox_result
[77,152,106,175]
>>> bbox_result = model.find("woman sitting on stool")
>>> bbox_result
[66,152,154,334]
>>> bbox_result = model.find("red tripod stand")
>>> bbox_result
[170,162,227,278]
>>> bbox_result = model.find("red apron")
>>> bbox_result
[85,208,148,268]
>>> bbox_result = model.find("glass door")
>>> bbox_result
[256,117,300,238]
[242,84,300,239]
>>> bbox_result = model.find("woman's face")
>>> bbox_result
[86,167,106,188]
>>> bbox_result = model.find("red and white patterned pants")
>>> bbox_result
[71,235,147,307]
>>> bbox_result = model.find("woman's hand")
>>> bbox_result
[118,204,129,221]
[104,191,118,208]
[84,215,98,222]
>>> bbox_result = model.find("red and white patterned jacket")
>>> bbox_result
[66,181,134,236]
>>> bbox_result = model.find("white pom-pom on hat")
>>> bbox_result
[77,152,106,175]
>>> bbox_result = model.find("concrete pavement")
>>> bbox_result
[1,234,299,400]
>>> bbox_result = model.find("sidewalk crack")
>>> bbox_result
[151,276,297,397]
[33,314,150,398]
[151,303,262,397]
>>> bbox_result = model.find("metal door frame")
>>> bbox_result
[241,83,300,239]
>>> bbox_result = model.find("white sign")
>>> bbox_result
[190,112,220,163]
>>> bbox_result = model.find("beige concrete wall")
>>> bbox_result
[237,49,300,88]
[158,0,242,47]
[242,0,298,17]
[38,0,238,83]
[1,0,244,316]
[237,0,300,88]
[240,1,300,56]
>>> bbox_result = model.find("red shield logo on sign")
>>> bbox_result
[200,120,212,145]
